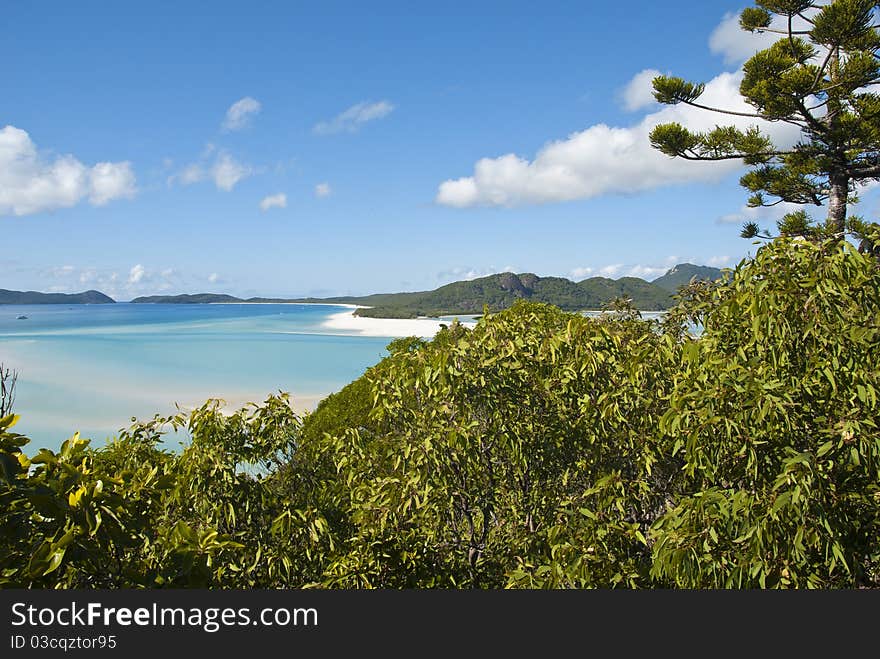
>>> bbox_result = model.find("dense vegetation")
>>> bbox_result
[651,0,880,245]
[128,263,722,318]
[2,238,877,588]
[0,289,115,305]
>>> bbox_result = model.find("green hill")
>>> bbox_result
[651,263,723,292]
[131,293,242,304]
[349,271,674,318]
[127,263,724,318]
[0,289,115,304]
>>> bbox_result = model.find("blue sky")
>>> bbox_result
[3,1,876,299]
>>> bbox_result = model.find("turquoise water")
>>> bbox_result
[0,303,391,452]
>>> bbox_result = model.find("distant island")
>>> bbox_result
[0,289,115,305]
[129,263,723,318]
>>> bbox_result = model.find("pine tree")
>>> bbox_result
[649,0,880,243]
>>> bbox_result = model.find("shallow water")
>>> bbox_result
[0,303,390,451]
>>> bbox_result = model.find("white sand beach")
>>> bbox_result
[208,302,361,308]
[322,308,476,338]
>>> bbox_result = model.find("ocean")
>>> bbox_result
[0,303,392,452]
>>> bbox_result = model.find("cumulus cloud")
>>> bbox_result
[436,70,801,208]
[46,265,76,278]
[437,265,516,283]
[571,257,683,281]
[222,97,261,131]
[0,125,136,216]
[314,182,332,198]
[708,12,782,65]
[625,264,668,279]
[620,69,662,112]
[709,4,831,65]
[31,263,198,299]
[599,264,623,277]
[169,149,252,191]
[171,164,205,186]
[128,264,145,284]
[211,153,252,191]
[88,162,137,205]
[717,199,807,226]
[208,272,220,283]
[313,101,395,135]
[259,193,287,211]
[706,255,732,267]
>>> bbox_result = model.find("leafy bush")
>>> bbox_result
[2,238,877,588]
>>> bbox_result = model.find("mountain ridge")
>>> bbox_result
[0,289,116,305]
[128,262,723,318]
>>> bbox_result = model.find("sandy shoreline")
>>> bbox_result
[321,309,476,338]
[206,302,361,308]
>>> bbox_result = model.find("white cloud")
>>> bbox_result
[89,161,137,205]
[313,101,395,135]
[222,97,261,131]
[706,255,732,267]
[717,199,807,225]
[315,182,332,198]
[128,264,145,284]
[208,273,220,283]
[169,149,252,191]
[437,265,516,283]
[599,264,623,277]
[259,193,287,211]
[172,164,205,186]
[0,125,136,216]
[34,263,218,299]
[620,68,662,112]
[211,153,252,191]
[708,11,782,65]
[572,256,681,281]
[625,264,668,279]
[708,5,830,65]
[436,71,801,208]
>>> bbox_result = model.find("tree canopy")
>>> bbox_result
[650,0,880,244]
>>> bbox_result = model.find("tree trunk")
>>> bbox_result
[827,172,848,236]
[825,46,847,238]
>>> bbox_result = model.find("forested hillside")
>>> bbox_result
[128,263,723,317]
[0,289,115,304]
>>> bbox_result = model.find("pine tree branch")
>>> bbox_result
[809,47,836,95]
[755,27,812,35]
[796,12,816,27]
[677,99,809,128]
[678,100,768,119]
[796,99,830,134]
[847,163,880,177]
[677,150,792,161]
[761,198,790,207]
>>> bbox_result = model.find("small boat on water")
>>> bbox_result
[17,315,28,320]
